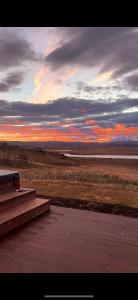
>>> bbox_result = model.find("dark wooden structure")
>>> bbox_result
[0,169,50,237]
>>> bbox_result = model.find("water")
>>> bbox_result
[63,153,138,159]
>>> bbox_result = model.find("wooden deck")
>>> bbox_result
[0,205,137,273]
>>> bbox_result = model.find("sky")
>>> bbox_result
[0,27,138,142]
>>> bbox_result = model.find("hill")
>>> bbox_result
[0,142,78,168]
[2,141,138,155]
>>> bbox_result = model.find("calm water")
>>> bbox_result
[63,153,138,159]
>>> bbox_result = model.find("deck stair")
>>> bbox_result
[0,170,50,237]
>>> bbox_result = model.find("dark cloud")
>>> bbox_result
[76,81,86,91]
[94,111,138,127]
[83,85,103,93]
[0,71,24,92]
[76,80,136,96]
[0,97,137,128]
[45,27,138,78]
[125,74,138,90]
[0,32,40,70]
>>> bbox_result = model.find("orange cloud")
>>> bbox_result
[91,71,113,84]
[79,108,88,113]
[0,124,79,142]
[93,123,138,139]
[32,63,76,103]
[31,34,75,103]
[0,122,137,143]
[84,119,96,125]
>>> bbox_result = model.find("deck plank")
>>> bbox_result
[0,206,137,273]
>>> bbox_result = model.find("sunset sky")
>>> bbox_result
[0,27,138,142]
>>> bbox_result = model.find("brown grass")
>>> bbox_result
[18,164,138,208]
[0,143,138,209]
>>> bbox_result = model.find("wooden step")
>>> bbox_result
[0,189,36,213]
[0,198,50,237]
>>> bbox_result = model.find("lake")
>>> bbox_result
[63,154,138,159]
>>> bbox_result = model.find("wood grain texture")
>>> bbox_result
[0,205,137,273]
[0,189,36,212]
[0,198,50,236]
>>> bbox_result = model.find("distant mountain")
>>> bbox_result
[2,140,138,148]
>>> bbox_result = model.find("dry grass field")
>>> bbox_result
[20,162,138,209]
[0,143,138,210]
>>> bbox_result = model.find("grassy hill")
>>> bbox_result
[0,142,79,168]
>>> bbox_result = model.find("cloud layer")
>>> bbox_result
[0,71,24,92]
[45,27,138,78]
[0,32,40,71]
[0,97,137,142]
[0,27,138,142]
